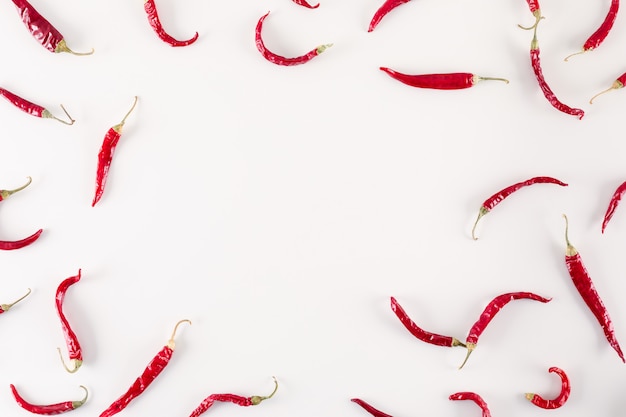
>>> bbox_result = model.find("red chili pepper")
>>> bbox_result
[379,67,509,90]
[525,367,570,409]
[601,181,626,233]
[351,398,393,417]
[390,297,465,347]
[10,0,93,55]
[471,176,568,240]
[0,288,31,314]
[459,292,552,369]
[518,0,543,30]
[368,0,411,32]
[187,378,278,417]
[564,0,619,61]
[590,72,626,104]
[10,384,88,415]
[99,319,190,417]
[0,88,74,125]
[530,31,585,119]
[0,177,43,250]
[144,0,198,47]
[92,96,138,207]
[292,0,320,9]
[563,214,625,362]
[56,269,83,373]
[255,11,332,66]
[449,392,491,417]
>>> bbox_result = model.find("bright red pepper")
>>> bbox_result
[187,378,278,417]
[56,269,83,373]
[10,384,88,415]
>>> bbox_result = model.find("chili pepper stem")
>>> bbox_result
[562,214,577,256]
[42,104,75,125]
[316,44,333,54]
[167,319,191,349]
[57,348,83,373]
[518,10,544,30]
[72,385,89,408]
[113,96,139,133]
[1,288,31,311]
[250,377,279,405]
[590,81,624,104]
[471,207,489,240]
[564,50,586,62]
[451,338,467,347]
[55,39,94,55]
[472,75,509,85]
[458,343,475,369]
[0,177,32,200]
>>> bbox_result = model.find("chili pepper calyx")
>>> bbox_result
[590,80,625,104]
[562,214,578,256]
[71,385,89,409]
[471,206,490,240]
[518,9,544,30]
[250,377,279,405]
[316,44,333,54]
[458,343,475,369]
[1,288,32,312]
[55,39,95,56]
[525,393,535,401]
[0,177,32,200]
[167,319,191,349]
[57,348,83,373]
[112,96,139,133]
[42,105,75,125]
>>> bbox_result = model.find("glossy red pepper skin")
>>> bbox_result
[144,0,198,47]
[380,68,508,90]
[292,0,320,9]
[601,181,626,233]
[10,385,88,415]
[351,399,393,417]
[255,11,332,66]
[566,0,619,58]
[187,378,278,417]
[0,229,43,250]
[525,367,570,409]
[56,270,83,373]
[368,0,411,32]
[0,88,74,124]
[449,392,491,417]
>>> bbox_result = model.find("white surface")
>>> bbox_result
[1,0,626,416]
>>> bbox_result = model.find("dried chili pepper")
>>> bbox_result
[1,288,31,314]
[525,367,570,409]
[590,72,626,103]
[351,398,393,417]
[10,384,88,415]
[99,319,190,417]
[518,0,543,30]
[471,176,568,240]
[449,392,491,417]
[0,88,74,125]
[56,269,83,373]
[255,11,332,66]
[92,96,138,207]
[564,0,619,61]
[563,214,624,362]
[459,292,551,369]
[292,0,320,9]
[0,177,42,250]
[368,0,411,32]
[601,181,626,233]
[187,377,278,417]
[390,297,465,347]
[11,0,93,55]
[379,68,509,90]
[144,0,198,47]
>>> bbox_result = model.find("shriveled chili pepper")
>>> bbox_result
[390,296,465,347]
[255,11,332,66]
[0,177,43,250]
[292,0,320,9]
[351,398,393,417]
[530,29,584,119]
[449,392,491,417]
[518,0,543,30]
[10,384,88,415]
[0,88,74,125]
[471,176,568,240]
[187,377,278,417]
[99,319,190,417]
[525,367,570,409]
[564,0,619,61]
[368,0,411,32]
[601,181,626,233]
[1,288,31,314]
[92,96,138,207]
[563,214,624,362]
[56,269,83,373]
[459,292,551,369]
[590,72,626,104]
[144,0,198,47]
[11,0,93,55]
[379,67,509,90]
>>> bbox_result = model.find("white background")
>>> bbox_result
[1,0,626,416]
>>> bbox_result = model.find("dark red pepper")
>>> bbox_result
[0,288,31,314]
[187,378,278,417]
[525,367,570,409]
[56,269,83,373]
[368,0,411,32]
[380,68,508,90]
[10,384,88,415]
[144,0,198,47]
[0,88,74,125]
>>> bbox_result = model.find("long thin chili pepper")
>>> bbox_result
[530,30,585,119]
[459,292,552,369]
[92,96,138,207]
[368,0,411,32]
[10,384,88,415]
[518,0,543,30]
[590,72,626,104]
[379,67,509,90]
[56,269,83,373]
[10,0,93,55]
[601,181,626,233]
[187,378,278,417]
[98,319,191,417]
[449,392,491,417]
[0,88,74,125]
[1,288,31,313]
[144,0,198,47]
[351,398,393,417]
[390,297,465,347]
[564,0,619,61]
[0,177,42,250]
[255,11,332,66]
[292,0,320,9]
[471,176,568,240]
[563,214,624,362]
[525,367,570,409]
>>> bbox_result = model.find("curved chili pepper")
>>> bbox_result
[292,0,320,9]
[368,0,411,32]
[379,68,509,90]
[390,297,465,347]
[0,177,43,250]
[1,288,31,313]
[144,0,198,47]
[0,88,74,125]
[187,378,278,417]
[590,72,626,104]
[459,292,552,369]
[56,269,83,373]
[525,367,570,409]
[351,398,393,417]
[99,319,190,417]
[10,384,88,415]
[449,392,491,417]
[10,0,93,55]
[518,0,543,30]
[92,96,138,207]
[564,0,619,61]
[563,215,624,362]
[601,181,626,233]
[471,176,568,240]
[255,11,332,66]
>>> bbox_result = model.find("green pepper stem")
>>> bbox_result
[250,377,279,405]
